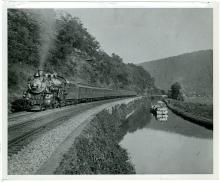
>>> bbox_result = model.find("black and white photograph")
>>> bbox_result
[2,1,217,179]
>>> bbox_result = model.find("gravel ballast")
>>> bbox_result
[8,97,140,174]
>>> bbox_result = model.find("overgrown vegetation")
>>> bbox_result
[8,9,155,108]
[168,82,185,101]
[8,9,41,106]
[55,98,148,174]
[168,99,213,120]
[44,13,154,92]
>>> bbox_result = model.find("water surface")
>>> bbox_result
[119,105,213,174]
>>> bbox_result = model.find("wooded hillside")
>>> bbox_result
[8,9,155,103]
[140,50,213,96]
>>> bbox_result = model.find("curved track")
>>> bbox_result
[8,111,34,119]
[8,98,129,156]
[8,97,139,175]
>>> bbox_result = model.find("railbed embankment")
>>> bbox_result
[9,97,141,175]
[55,97,149,174]
[164,99,213,130]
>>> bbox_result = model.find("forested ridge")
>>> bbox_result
[140,50,213,96]
[8,9,155,103]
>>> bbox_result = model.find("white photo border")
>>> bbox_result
[1,1,219,180]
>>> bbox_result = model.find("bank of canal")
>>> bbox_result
[55,97,148,174]
[120,104,213,174]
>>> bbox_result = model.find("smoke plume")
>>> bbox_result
[31,9,57,70]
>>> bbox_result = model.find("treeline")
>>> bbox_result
[8,9,41,100]
[8,9,155,99]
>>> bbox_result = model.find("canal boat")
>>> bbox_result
[156,113,168,121]
[151,101,168,121]
[156,107,168,115]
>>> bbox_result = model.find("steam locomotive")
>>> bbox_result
[22,70,136,111]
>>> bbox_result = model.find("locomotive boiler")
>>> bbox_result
[22,70,136,111]
[23,70,67,110]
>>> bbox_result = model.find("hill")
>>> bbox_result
[8,9,155,108]
[139,50,213,96]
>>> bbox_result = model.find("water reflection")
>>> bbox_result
[120,129,213,174]
[120,104,212,140]
[120,103,213,174]
[122,106,151,134]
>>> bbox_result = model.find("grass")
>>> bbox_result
[185,96,213,105]
[168,99,213,121]
[55,98,149,174]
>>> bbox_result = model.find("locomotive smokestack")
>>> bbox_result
[34,70,44,77]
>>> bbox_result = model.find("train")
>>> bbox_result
[21,70,137,111]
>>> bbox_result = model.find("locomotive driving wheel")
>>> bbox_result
[39,94,46,111]
[52,98,60,108]
[40,104,46,111]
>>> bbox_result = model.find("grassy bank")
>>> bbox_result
[55,97,149,174]
[165,99,213,129]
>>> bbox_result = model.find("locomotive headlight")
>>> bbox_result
[45,94,53,105]
[45,94,52,99]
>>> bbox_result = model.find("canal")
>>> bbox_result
[119,103,213,174]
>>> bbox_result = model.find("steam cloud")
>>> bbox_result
[31,9,57,70]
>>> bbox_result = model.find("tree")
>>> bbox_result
[8,9,41,95]
[9,10,156,101]
[8,9,40,67]
[170,82,182,100]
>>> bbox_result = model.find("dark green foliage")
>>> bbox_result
[168,90,172,98]
[8,9,40,67]
[8,10,155,112]
[73,110,135,174]
[55,99,149,174]
[140,50,213,96]
[11,98,31,112]
[170,82,184,100]
[73,127,134,174]
[46,14,100,74]
[46,13,155,91]
[171,82,181,99]
[126,63,154,93]
[169,99,213,120]
[8,9,41,111]
[8,69,18,89]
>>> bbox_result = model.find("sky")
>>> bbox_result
[63,8,213,64]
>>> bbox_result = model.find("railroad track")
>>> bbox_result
[8,98,130,157]
[8,126,46,156]
[8,111,34,119]
[8,115,71,156]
